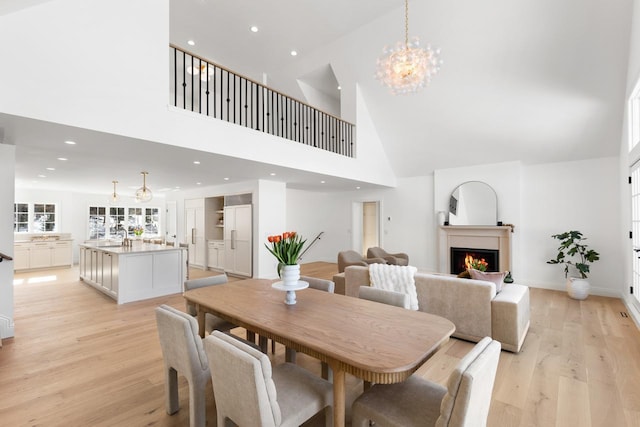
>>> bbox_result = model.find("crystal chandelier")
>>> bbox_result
[187,63,214,82]
[135,171,153,203]
[375,0,442,95]
[108,180,121,204]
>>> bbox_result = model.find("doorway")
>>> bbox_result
[351,201,381,255]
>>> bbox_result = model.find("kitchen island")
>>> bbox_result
[79,242,186,304]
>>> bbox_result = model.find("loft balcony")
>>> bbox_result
[170,45,355,158]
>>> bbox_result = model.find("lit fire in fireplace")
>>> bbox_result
[465,254,488,271]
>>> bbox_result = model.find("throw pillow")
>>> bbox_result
[468,268,506,293]
[457,270,471,279]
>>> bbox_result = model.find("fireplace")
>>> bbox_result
[438,225,512,274]
[450,247,499,274]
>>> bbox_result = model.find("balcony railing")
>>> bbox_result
[170,45,355,157]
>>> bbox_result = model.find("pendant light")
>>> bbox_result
[135,171,153,203]
[108,180,121,204]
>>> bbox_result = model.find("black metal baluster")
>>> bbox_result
[198,58,202,114]
[213,65,217,118]
[173,47,177,107]
[205,62,210,116]
[182,51,186,110]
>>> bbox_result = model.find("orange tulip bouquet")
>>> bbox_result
[265,231,306,276]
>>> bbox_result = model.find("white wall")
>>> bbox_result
[0,0,397,189]
[521,157,622,297]
[256,180,287,279]
[1,144,15,339]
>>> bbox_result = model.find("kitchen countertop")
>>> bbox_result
[79,242,185,255]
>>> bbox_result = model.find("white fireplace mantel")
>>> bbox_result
[438,225,512,274]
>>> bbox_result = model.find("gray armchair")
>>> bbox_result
[337,250,386,273]
[367,247,409,266]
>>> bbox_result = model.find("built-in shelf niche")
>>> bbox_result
[205,196,224,241]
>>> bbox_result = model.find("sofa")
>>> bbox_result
[337,265,530,353]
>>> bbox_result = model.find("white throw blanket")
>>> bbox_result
[369,264,419,310]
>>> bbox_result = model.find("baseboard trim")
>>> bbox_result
[623,296,640,329]
[519,280,622,298]
[0,314,15,340]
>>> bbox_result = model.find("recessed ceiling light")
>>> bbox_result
[46,167,55,171]
[57,157,68,161]
[270,172,276,176]
[193,161,200,165]
[320,180,325,184]
[356,186,361,190]
[64,140,76,145]
[196,182,202,185]
[175,186,180,189]
[290,50,298,56]
[38,174,46,178]
[337,86,342,90]
[250,26,259,33]
[224,177,230,181]
[187,40,195,46]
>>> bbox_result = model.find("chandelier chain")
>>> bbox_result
[404,0,409,48]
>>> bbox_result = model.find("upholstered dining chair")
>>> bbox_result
[366,247,409,266]
[155,304,211,427]
[358,286,410,309]
[204,330,334,427]
[184,274,236,335]
[351,337,501,427]
[337,250,386,273]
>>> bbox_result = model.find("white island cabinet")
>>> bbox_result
[79,243,186,304]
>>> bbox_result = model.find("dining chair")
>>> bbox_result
[358,286,410,309]
[184,274,236,335]
[155,304,211,427]
[204,330,334,427]
[351,337,501,427]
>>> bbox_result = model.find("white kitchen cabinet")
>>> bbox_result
[52,241,72,267]
[30,242,52,269]
[13,243,30,270]
[14,240,73,271]
[224,204,252,277]
[207,240,224,270]
[185,199,206,269]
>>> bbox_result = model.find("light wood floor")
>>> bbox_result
[1,262,640,426]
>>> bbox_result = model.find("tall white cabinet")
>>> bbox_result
[184,198,206,269]
[224,203,252,277]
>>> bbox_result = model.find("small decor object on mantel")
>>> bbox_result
[265,232,308,305]
[547,230,600,300]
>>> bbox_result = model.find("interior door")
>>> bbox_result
[165,201,177,244]
[631,162,640,305]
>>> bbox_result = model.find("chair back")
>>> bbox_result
[358,286,410,309]
[337,250,367,273]
[204,331,282,427]
[155,305,209,375]
[437,337,501,427]
[300,275,335,293]
[366,247,386,259]
[184,274,228,315]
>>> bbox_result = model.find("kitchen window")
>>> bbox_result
[88,205,161,239]
[14,203,57,233]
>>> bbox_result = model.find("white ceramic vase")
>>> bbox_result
[281,264,300,288]
[566,277,590,300]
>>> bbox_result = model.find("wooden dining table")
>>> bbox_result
[183,278,456,427]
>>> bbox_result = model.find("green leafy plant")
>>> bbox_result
[547,230,599,279]
[265,232,307,275]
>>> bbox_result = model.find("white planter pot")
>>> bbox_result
[566,277,590,300]
[281,264,300,289]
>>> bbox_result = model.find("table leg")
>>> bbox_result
[196,305,205,338]
[332,367,345,427]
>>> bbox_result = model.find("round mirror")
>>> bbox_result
[448,181,498,226]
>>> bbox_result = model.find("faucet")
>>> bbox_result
[117,228,129,246]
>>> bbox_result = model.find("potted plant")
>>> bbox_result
[547,230,600,300]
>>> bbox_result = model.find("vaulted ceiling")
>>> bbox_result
[3,0,636,194]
